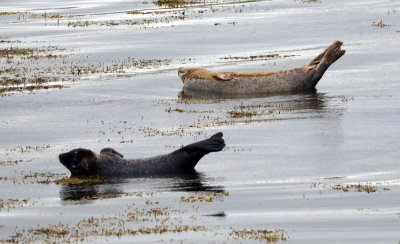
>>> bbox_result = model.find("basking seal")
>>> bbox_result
[178,40,346,94]
[59,132,225,177]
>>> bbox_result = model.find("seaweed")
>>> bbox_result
[371,20,390,28]
[331,183,390,193]
[153,0,203,8]
[230,229,287,242]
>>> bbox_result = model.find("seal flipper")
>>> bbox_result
[170,132,224,171]
[183,132,225,153]
[100,148,124,158]
[214,72,234,81]
[308,40,346,87]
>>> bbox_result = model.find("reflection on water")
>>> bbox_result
[59,170,224,202]
[59,180,125,202]
[157,171,224,192]
[180,89,332,115]
[179,89,318,100]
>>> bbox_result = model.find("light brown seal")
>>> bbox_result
[59,132,225,177]
[178,40,346,94]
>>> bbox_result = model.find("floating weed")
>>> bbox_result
[331,183,390,194]
[228,110,257,118]
[0,45,70,94]
[165,108,185,113]
[127,10,169,15]
[230,229,287,242]
[5,144,52,153]
[0,48,35,58]
[372,20,390,28]
[150,99,302,137]
[32,227,70,236]
[145,200,159,205]
[0,12,23,16]
[54,176,104,185]
[165,107,214,113]
[138,110,286,138]
[71,58,171,74]
[152,98,227,106]
[42,13,63,19]
[67,16,185,28]
[0,40,21,43]
[127,207,171,221]
[0,171,68,185]
[221,53,278,60]
[0,84,64,95]
[0,176,11,182]
[22,172,67,184]
[0,198,33,212]
[0,46,66,60]
[0,77,58,87]
[228,103,279,118]
[180,192,229,203]
[220,53,295,62]
[0,41,172,95]
[0,159,23,166]
[67,20,92,27]
[152,0,203,8]
[301,0,320,3]
[3,210,208,243]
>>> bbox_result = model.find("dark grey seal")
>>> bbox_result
[59,132,225,177]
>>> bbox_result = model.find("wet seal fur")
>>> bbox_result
[178,40,346,94]
[59,132,225,177]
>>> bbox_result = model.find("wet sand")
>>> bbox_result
[1,0,400,243]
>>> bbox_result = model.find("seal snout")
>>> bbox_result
[58,152,69,166]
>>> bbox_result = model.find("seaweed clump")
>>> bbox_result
[331,183,390,194]
[0,199,31,211]
[230,229,287,243]
[54,176,104,185]
[371,20,390,28]
[153,0,203,8]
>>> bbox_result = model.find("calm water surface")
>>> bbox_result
[1,0,399,243]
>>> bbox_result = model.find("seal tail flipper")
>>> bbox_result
[308,49,327,66]
[172,132,224,171]
[308,40,346,88]
[308,40,346,67]
[184,132,225,153]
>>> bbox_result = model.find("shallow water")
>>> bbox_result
[1,0,400,243]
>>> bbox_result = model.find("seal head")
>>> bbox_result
[59,148,98,176]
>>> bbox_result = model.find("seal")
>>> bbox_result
[178,40,346,94]
[59,132,225,177]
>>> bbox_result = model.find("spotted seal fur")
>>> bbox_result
[178,40,346,94]
[59,132,225,177]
